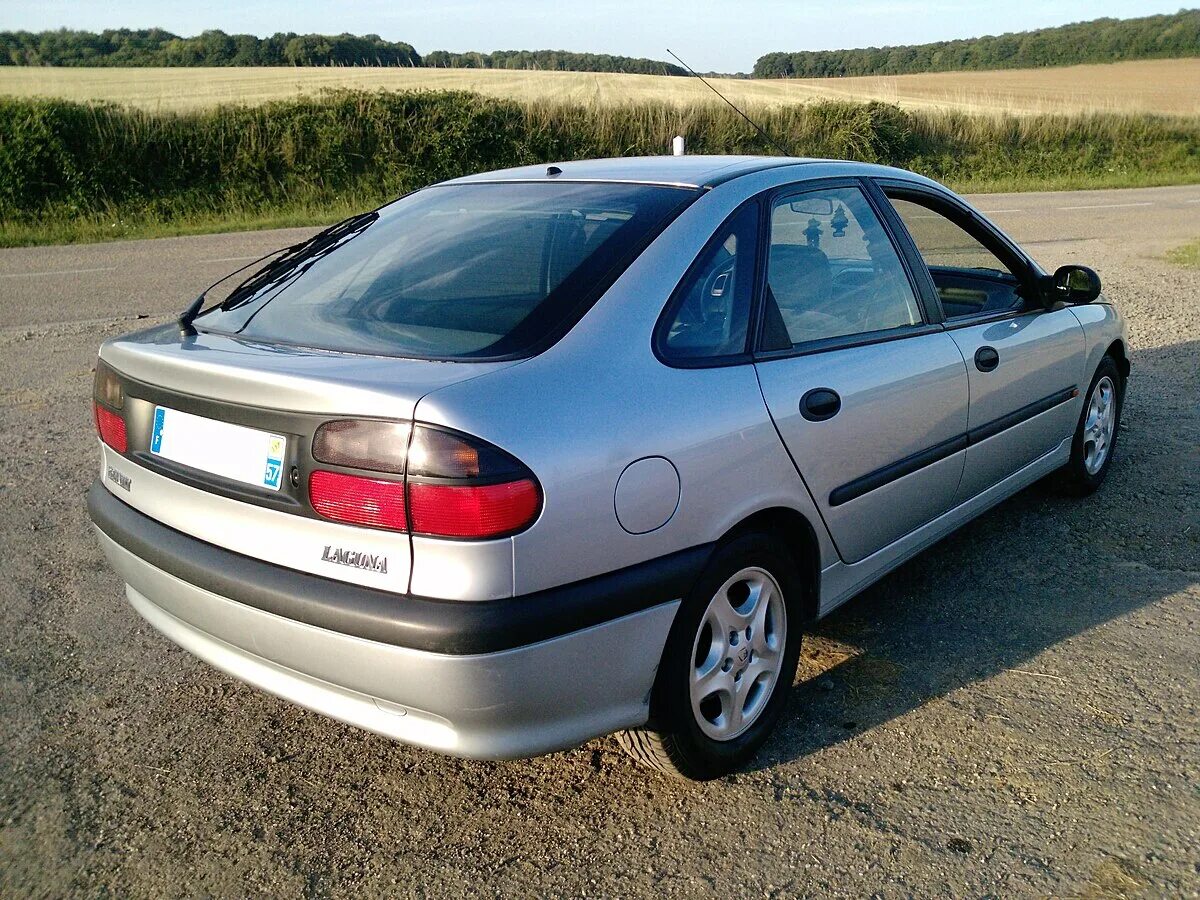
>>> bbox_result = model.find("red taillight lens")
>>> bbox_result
[409,479,541,538]
[309,470,407,531]
[94,402,127,454]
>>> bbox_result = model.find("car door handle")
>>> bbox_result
[800,388,841,421]
[975,346,1000,372]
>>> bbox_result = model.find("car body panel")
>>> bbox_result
[755,331,969,564]
[443,155,815,187]
[946,307,1087,500]
[1070,299,1129,378]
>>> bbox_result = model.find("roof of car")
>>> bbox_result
[443,155,823,189]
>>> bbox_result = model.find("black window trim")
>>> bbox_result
[749,176,938,362]
[869,177,1048,329]
[753,321,944,362]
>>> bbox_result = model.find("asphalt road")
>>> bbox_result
[1,185,1198,897]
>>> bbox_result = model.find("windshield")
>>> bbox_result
[196,182,697,359]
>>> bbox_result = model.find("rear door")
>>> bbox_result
[877,183,1086,501]
[752,180,969,565]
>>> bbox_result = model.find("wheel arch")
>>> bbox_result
[1105,338,1130,379]
[717,506,821,624]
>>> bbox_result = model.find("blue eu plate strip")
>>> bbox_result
[150,407,166,454]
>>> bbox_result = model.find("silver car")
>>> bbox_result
[89,156,1128,779]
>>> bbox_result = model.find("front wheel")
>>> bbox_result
[1056,355,1124,495]
[617,533,804,780]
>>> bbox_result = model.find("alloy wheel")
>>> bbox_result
[1083,375,1117,475]
[689,566,787,741]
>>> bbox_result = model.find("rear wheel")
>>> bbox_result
[1056,355,1124,495]
[617,533,804,780]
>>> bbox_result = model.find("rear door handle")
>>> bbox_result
[975,346,1000,372]
[800,388,841,421]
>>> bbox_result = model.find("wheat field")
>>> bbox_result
[1,58,1197,115]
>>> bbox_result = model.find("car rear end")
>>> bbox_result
[88,178,699,758]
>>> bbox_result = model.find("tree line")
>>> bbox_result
[0,28,684,74]
[422,49,683,74]
[754,9,1200,78]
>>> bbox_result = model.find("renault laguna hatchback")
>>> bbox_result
[89,156,1128,779]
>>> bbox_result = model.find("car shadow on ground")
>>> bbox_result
[748,337,1199,772]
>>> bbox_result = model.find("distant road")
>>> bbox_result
[1,183,1197,331]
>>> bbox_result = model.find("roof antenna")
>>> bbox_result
[666,48,794,158]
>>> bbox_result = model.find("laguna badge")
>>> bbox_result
[106,466,131,491]
[321,545,387,575]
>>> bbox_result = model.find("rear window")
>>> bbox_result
[196,182,696,360]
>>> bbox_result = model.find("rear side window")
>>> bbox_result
[658,202,759,362]
[197,182,696,360]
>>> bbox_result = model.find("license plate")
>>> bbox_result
[150,406,287,491]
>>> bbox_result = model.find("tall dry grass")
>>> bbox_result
[2,59,1198,116]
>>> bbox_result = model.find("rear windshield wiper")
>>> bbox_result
[178,211,379,336]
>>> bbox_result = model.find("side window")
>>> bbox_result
[887,195,1025,319]
[763,186,921,349]
[660,202,758,360]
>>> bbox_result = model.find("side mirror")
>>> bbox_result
[1048,264,1102,305]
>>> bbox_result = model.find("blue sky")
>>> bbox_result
[3,1,1186,72]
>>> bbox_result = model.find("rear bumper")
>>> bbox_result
[89,482,697,759]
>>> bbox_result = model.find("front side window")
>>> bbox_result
[659,202,758,360]
[887,195,1025,319]
[196,182,696,360]
[763,186,921,348]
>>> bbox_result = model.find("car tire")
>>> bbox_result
[616,532,805,780]
[1055,355,1124,496]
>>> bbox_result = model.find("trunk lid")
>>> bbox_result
[97,325,520,594]
[102,324,517,419]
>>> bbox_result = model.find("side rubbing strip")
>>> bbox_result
[828,387,1077,507]
[829,434,968,507]
[966,387,1078,445]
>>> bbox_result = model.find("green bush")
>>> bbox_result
[1,89,1197,245]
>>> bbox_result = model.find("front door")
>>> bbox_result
[753,182,969,565]
[882,190,1086,501]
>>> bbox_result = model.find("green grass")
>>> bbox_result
[0,198,373,247]
[1166,239,1200,267]
[2,90,1198,247]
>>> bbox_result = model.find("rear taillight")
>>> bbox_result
[93,362,127,453]
[310,421,541,538]
[312,419,410,473]
[94,405,128,453]
[309,470,408,531]
[408,480,541,539]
